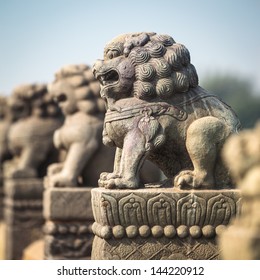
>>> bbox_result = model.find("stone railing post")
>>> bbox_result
[4,178,44,259]
[43,179,93,260]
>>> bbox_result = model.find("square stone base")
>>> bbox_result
[43,183,94,260]
[91,187,241,260]
[4,178,44,260]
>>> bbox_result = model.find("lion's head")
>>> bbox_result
[93,32,198,105]
[9,83,60,121]
[0,96,9,121]
[49,64,104,116]
[223,123,260,186]
[0,96,12,162]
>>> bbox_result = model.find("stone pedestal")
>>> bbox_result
[91,187,241,260]
[0,173,5,259]
[43,182,94,259]
[4,178,44,259]
[0,173,4,220]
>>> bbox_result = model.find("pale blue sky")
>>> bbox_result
[0,0,259,94]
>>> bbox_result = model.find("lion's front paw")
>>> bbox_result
[174,170,214,189]
[99,172,120,181]
[49,173,77,187]
[47,163,64,176]
[98,175,141,189]
[98,172,120,188]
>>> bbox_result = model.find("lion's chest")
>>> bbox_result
[105,116,142,148]
[9,118,59,146]
[56,113,102,149]
[56,124,82,149]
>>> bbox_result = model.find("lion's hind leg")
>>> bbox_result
[174,116,230,189]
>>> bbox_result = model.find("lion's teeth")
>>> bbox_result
[99,76,105,85]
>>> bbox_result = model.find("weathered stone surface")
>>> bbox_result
[43,181,93,260]
[92,32,241,190]
[4,178,43,199]
[219,123,260,259]
[91,187,241,259]
[4,178,44,259]
[44,221,93,260]
[44,180,93,221]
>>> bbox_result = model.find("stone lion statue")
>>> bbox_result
[0,96,12,164]
[5,84,63,178]
[92,32,241,189]
[47,64,115,187]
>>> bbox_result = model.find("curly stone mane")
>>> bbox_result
[0,96,8,120]
[104,32,198,100]
[12,83,47,100]
[10,83,60,118]
[53,64,104,114]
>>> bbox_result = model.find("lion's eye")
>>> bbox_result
[106,49,120,60]
[112,49,120,57]
[108,51,114,59]
[55,93,67,103]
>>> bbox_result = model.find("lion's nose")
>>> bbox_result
[92,59,104,77]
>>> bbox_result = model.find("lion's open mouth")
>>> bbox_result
[97,69,119,86]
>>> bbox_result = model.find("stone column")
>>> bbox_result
[43,180,93,260]
[91,187,241,260]
[4,178,44,259]
[0,172,3,220]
